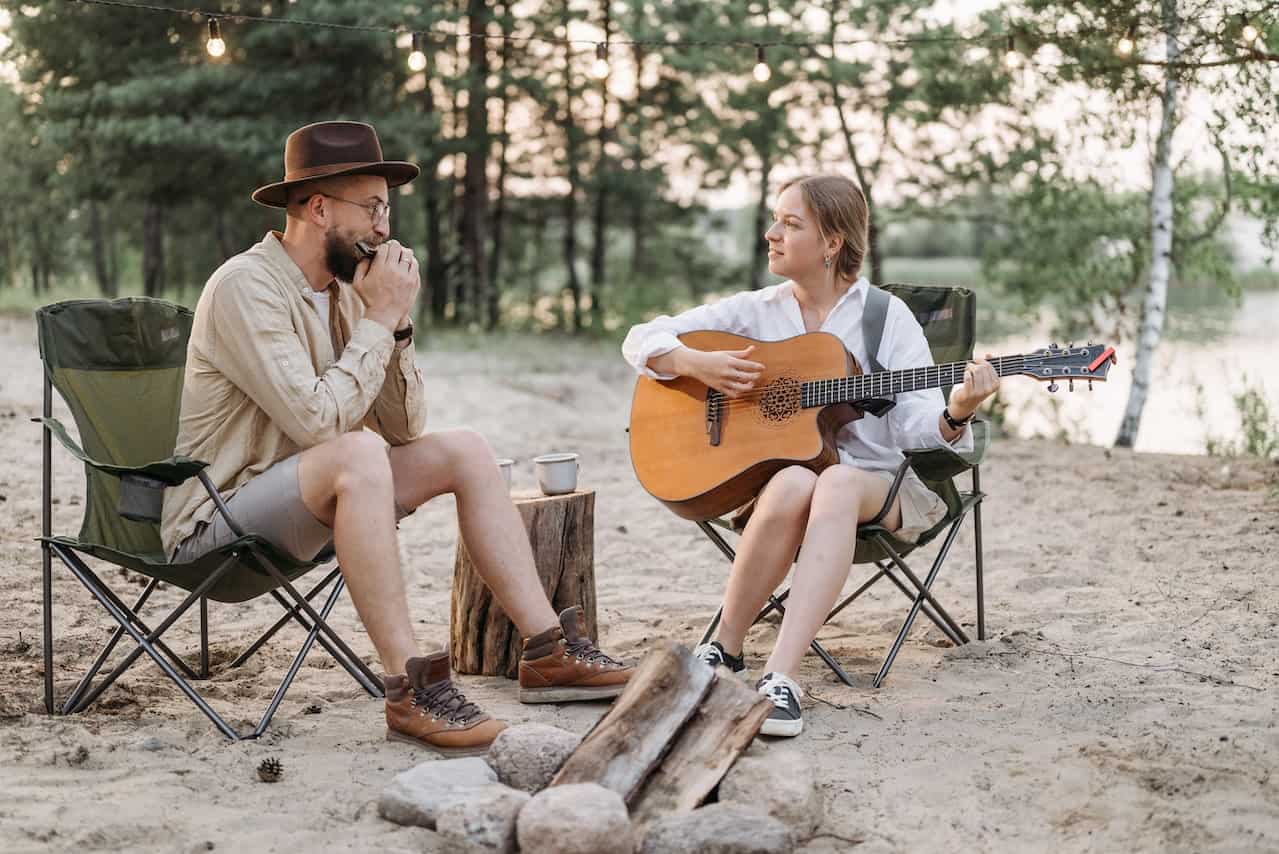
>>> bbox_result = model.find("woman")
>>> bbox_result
[621,175,999,737]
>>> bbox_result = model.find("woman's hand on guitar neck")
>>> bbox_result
[946,354,1000,422]
[649,345,766,398]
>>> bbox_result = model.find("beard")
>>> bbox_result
[323,226,364,283]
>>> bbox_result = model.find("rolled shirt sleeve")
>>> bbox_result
[621,292,758,380]
[206,271,396,449]
[366,344,428,445]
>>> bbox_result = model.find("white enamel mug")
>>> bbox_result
[533,452,579,496]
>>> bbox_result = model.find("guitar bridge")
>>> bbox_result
[706,390,722,447]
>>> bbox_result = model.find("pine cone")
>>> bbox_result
[257,757,283,783]
[303,703,322,715]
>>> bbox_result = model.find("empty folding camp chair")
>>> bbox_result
[695,283,990,688]
[36,297,383,740]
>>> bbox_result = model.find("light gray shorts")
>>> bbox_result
[174,455,334,563]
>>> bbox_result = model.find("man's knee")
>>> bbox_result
[435,428,495,467]
[331,431,393,494]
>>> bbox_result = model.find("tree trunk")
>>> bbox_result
[490,31,512,323]
[450,490,597,678]
[561,16,584,332]
[827,4,882,285]
[587,7,612,331]
[87,200,115,296]
[748,146,772,290]
[1116,0,1180,449]
[142,199,165,297]
[462,0,493,329]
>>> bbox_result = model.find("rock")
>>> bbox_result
[378,757,499,829]
[516,783,635,854]
[639,803,794,854]
[717,750,823,838]
[436,785,530,853]
[138,736,167,751]
[486,723,580,793]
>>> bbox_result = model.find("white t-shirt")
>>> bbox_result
[620,277,973,473]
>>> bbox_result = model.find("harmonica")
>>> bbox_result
[354,240,376,260]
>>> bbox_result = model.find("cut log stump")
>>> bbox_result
[450,489,597,678]
[550,641,770,817]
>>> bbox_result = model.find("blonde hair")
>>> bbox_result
[780,174,869,281]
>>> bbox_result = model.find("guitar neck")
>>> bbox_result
[801,354,1028,408]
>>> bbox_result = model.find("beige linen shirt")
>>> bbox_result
[161,231,426,556]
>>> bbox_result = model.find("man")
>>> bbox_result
[161,121,631,756]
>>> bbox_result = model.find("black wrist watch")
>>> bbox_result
[393,322,414,343]
[943,407,973,431]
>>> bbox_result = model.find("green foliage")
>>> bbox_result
[1203,378,1279,461]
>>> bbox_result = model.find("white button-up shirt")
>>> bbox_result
[621,277,972,474]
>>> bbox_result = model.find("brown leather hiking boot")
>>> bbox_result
[385,651,506,756]
[518,606,633,703]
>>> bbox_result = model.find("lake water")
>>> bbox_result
[991,289,1279,455]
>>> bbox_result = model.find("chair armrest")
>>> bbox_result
[902,419,991,483]
[37,416,208,486]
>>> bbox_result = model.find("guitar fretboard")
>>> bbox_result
[801,354,1027,408]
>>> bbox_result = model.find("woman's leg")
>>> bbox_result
[763,465,901,678]
[715,466,817,655]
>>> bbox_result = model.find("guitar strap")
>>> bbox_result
[862,284,890,373]
[857,285,896,417]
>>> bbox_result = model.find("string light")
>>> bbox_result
[1240,14,1259,44]
[205,18,225,58]
[753,44,771,82]
[1003,34,1020,69]
[408,32,427,72]
[591,41,611,79]
[1116,23,1136,56]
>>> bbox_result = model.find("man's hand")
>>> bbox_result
[947,354,1000,420]
[353,240,420,333]
[679,346,766,399]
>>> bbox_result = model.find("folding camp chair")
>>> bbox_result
[36,297,383,740]
[695,283,989,688]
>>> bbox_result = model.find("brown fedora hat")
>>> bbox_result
[252,120,420,208]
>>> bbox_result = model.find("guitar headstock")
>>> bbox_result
[1018,343,1117,389]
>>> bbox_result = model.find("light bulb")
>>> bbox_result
[206,19,225,58]
[591,43,611,79]
[753,45,770,82]
[408,33,426,72]
[1003,36,1020,69]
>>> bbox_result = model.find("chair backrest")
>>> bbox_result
[881,283,976,401]
[36,298,193,556]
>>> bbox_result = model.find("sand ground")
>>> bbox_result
[0,313,1276,853]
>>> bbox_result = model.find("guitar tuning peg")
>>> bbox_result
[1050,342,1059,349]
[1047,381,1059,393]
[1088,380,1093,391]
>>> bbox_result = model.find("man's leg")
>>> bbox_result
[297,431,420,676]
[386,428,558,637]
[716,466,817,655]
[763,465,901,679]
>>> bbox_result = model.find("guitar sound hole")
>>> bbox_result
[756,376,802,426]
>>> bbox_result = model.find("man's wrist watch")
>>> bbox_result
[943,406,974,431]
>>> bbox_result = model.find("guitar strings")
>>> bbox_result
[704,355,1030,413]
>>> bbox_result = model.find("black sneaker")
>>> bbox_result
[756,672,803,737]
[693,641,747,678]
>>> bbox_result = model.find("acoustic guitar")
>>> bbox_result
[628,331,1117,521]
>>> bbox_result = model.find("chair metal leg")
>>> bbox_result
[879,566,965,647]
[230,568,338,667]
[62,577,162,714]
[74,569,200,682]
[698,605,723,647]
[755,593,855,687]
[247,553,383,695]
[877,534,970,646]
[41,377,54,715]
[52,544,241,739]
[265,578,382,698]
[972,466,986,641]
[872,517,967,688]
[252,576,347,737]
[199,596,209,679]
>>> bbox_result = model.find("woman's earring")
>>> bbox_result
[823,255,832,270]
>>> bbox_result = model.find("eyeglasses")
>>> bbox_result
[320,193,391,224]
